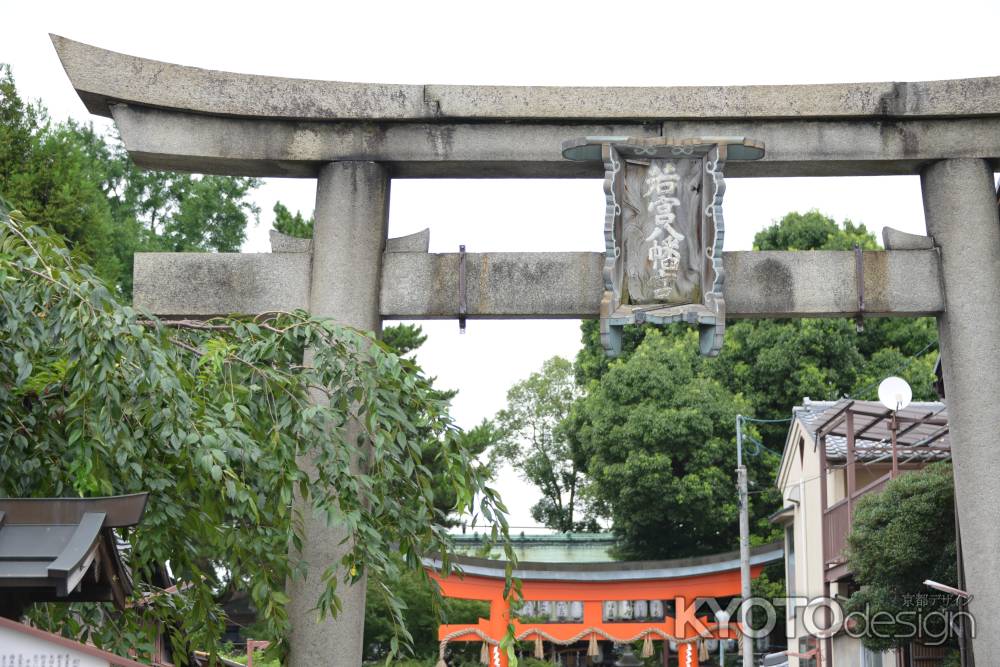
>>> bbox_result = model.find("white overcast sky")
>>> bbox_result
[6,0,999,530]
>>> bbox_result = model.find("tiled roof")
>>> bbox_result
[793,398,950,463]
[0,494,147,617]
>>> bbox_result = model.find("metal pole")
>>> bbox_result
[890,411,899,477]
[737,416,753,667]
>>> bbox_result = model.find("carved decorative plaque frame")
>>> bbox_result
[562,136,765,357]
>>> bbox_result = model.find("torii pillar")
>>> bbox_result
[922,158,1000,662]
[286,161,390,665]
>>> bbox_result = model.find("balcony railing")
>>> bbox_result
[822,472,891,573]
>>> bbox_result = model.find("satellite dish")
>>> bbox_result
[878,376,912,412]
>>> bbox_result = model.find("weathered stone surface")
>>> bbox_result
[662,118,1000,177]
[51,35,428,121]
[380,252,605,319]
[110,104,1000,178]
[53,35,1000,121]
[134,249,944,320]
[427,78,1000,121]
[379,250,941,319]
[110,104,657,177]
[882,226,935,250]
[721,250,943,318]
[269,230,312,253]
[287,162,390,667]
[133,252,309,316]
[922,159,1000,664]
[385,228,430,253]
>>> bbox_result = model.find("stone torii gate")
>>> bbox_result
[52,35,1000,664]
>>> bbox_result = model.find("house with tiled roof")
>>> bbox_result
[772,399,950,667]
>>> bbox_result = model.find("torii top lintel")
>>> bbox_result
[51,35,1000,178]
[51,34,1000,122]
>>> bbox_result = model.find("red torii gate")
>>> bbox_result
[426,543,782,666]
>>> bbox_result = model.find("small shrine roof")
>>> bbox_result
[0,493,147,614]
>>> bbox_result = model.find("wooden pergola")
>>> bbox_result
[814,400,949,582]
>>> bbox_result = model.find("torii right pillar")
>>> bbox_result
[923,158,1000,663]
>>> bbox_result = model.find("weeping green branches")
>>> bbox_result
[0,205,513,661]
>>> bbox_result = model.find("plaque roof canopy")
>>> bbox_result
[0,493,148,618]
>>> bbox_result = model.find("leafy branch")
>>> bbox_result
[0,208,516,662]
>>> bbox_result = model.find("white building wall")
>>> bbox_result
[777,419,896,667]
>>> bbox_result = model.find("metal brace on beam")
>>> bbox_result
[458,244,467,333]
[855,244,865,332]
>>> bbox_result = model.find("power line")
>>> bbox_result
[740,415,793,424]
[839,338,939,401]
[740,432,784,458]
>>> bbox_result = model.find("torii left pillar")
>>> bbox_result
[287,161,390,666]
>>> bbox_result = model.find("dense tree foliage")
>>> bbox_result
[575,210,938,452]
[0,65,260,296]
[272,201,314,240]
[0,204,512,661]
[845,463,957,651]
[562,211,939,558]
[1,69,513,663]
[564,330,779,558]
[492,357,597,532]
[364,570,488,664]
[752,211,879,252]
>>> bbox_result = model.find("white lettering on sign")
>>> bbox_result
[642,162,685,300]
[0,652,81,667]
[0,627,101,667]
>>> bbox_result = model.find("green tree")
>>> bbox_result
[492,357,597,532]
[752,210,878,251]
[845,463,957,651]
[0,204,512,661]
[272,201,313,239]
[363,569,489,663]
[566,211,939,559]
[383,323,428,356]
[565,330,781,558]
[0,65,260,296]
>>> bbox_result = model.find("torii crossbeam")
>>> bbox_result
[52,34,1000,666]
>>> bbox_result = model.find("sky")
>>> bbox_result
[5,0,999,531]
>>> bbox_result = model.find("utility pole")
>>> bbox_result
[736,415,753,667]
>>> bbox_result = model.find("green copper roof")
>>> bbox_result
[451,532,617,563]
